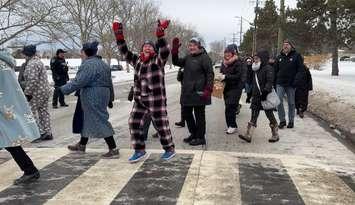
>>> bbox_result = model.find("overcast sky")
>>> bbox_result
[159,0,297,46]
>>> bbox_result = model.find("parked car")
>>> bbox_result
[111,64,123,71]
[340,56,350,61]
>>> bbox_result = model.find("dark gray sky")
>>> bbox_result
[159,0,297,46]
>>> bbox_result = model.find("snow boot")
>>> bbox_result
[239,122,255,143]
[268,123,279,143]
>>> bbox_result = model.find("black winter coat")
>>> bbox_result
[274,50,305,87]
[50,57,69,86]
[220,59,247,104]
[172,50,214,106]
[251,64,274,110]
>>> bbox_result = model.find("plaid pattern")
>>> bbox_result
[118,37,174,150]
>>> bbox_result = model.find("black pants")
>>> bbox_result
[250,109,278,126]
[79,136,117,150]
[179,104,185,123]
[183,106,206,139]
[225,104,238,128]
[5,146,38,175]
[53,86,66,106]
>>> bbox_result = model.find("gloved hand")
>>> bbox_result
[155,19,170,38]
[246,93,252,103]
[201,87,212,101]
[25,95,33,102]
[112,21,124,43]
[108,101,113,108]
[261,90,269,101]
[171,37,181,55]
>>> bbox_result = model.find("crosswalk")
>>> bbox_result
[0,148,354,205]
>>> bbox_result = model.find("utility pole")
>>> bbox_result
[277,0,285,52]
[232,33,238,45]
[239,16,243,46]
[252,0,260,55]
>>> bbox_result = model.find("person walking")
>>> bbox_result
[172,37,214,146]
[21,45,53,142]
[0,48,41,184]
[215,44,246,134]
[239,50,279,143]
[113,20,175,162]
[60,41,118,158]
[295,65,313,118]
[274,39,305,129]
[51,49,69,109]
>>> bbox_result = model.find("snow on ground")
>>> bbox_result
[311,61,355,105]
[309,61,355,136]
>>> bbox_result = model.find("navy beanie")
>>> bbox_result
[224,44,238,54]
[82,41,99,56]
[256,49,270,65]
[22,45,36,57]
[189,37,202,47]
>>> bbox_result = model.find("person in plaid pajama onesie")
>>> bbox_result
[113,20,175,163]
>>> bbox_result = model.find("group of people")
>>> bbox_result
[0,19,312,185]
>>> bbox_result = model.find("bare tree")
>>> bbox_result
[208,40,225,64]
[0,0,60,46]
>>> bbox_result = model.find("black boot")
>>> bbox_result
[183,135,194,143]
[189,138,206,146]
[175,121,185,128]
[278,121,286,129]
[14,171,40,185]
[287,122,294,129]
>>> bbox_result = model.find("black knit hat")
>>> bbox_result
[22,45,36,57]
[256,49,270,65]
[56,49,66,55]
[224,44,238,54]
[283,39,295,48]
[82,41,99,56]
[141,40,157,52]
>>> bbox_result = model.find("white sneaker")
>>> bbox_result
[226,127,238,134]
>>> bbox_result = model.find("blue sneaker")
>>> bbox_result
[161,150,176,160]
[128,151,147,163]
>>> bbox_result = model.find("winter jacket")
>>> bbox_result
[0,49,40,148]
[296,67,313,91]
[274,50,305,87]
[251,58,274,111]
[23,56,51,99]
[172,49,214,106]
[60,56,115,138]
[50,56,69,86]
[117,37,169,106]
[220,59,246,104]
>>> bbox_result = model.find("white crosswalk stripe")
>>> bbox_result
[0,148,354,205]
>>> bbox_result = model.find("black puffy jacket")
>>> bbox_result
[274,50,305,87]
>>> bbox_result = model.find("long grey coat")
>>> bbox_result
[61,56,114,138]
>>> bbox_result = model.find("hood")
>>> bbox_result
[0,49,16,68]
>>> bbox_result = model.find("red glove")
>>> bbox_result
[155,19,170,38]
[201,87,212,101]
[112,21,124,42]
[171,37,181,55]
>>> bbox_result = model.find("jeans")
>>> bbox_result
[276,85,296,123]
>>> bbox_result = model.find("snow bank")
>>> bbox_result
[309,61,355,140]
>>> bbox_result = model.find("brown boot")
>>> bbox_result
[268,123,279,143]
[68,143,86,153]
[239,122,255,143]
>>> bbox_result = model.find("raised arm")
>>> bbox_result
[171,37,186,67]
[112,21,139,67]
[155,20,170,67]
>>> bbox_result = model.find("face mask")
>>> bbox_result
[252,62,261,71]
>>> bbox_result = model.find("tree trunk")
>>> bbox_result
[331,45,339,76]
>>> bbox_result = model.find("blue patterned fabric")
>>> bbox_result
[0,49,40,148]
[61,56,114,138]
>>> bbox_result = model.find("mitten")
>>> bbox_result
[171,37,181,55]
[155,19,170,38]
[108,101,113,108]
[112,21,124,42]
[261,90,269,101]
